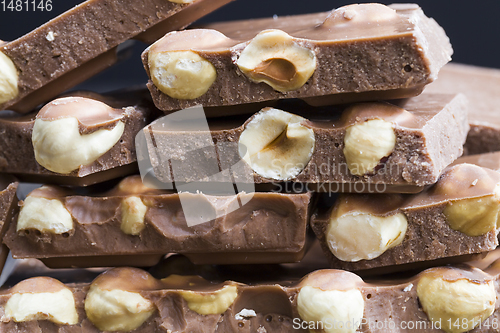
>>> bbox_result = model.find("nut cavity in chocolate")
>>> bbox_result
[0,0,234,113]
[297,286,364,333]
[85,267,158,332]
[236,29,316,92]
[32,97,125,174]
[179,284,238,315]
[148,50,216,99]
[417,269,496,333]
[120,196,148,235]
[238,108,315,180]
[17,195,73,234]
[144,93,468,192]
[5,277,78,325]
[0,52,18,104]
[326,195,407,262]
[145,3,452,112]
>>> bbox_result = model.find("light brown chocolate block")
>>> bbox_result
[0,89,158,186]
[425,63,500,155]
[142,93,468,193]
[311,164,500,273]
[3,254,500,333]
[0,0,234,113]
[3,175,312,267]
[0,176,18,277]
[142,3,452,114]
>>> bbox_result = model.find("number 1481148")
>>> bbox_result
[1,0,52,11]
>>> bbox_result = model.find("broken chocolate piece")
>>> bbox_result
[311,164,500,272]
[0,176,18,278]
[0,89,158,186]
[140,93,468,193]
[0,0,234,113]
[143,3,452,113]
[425,63,500,155]
[4,254,500,333]
[3,175,311,266]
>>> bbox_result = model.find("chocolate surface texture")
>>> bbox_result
[142,93,468,192]
[2,252,500,332]
[3,176,311,267]
[143,3,452,113]
[311,163,500,272]
[0,0,234,113]
[426,63,500,155]
[0,89,158,186]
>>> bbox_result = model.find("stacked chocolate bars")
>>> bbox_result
[0,1,499,333]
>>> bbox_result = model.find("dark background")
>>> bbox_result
[0,0,499,92]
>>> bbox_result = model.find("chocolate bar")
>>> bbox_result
[3,253,500,333]
[140,93,468,193]
[3,175,311,266]
[0,176,18,277]
[425,63,500,155]
[142,3,452,113]
[311,163,500,273]
[0,90,158,186]
[0,0,234,113]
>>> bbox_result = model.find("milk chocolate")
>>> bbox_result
[452,151,500,171]
[142,3,452,113]
[4,254,500,333]
[0,90,158,186]
[141,93,468,193]
[0,177,18,278]
[3,175,312,266]
[0,0,234,113]
[311,164,500,272]
[425,63,500,155]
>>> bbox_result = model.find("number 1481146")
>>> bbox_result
[1,0,52,11]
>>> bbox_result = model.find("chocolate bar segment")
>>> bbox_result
[311,164,500,272]
[5,253,500,333]
[0,90,158,186]
[425,63,500,155]
[0,0,234,113]
[0,176,18,278]
[142,3,452,113]
[141,93,468,193]
[3,175,311,266]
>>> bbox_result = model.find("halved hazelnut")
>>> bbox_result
[238,108,315,180]
[236,29,316,92]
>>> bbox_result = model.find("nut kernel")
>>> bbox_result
[32,117,124,174]
[5,277,78,325]
[179,284,238,315]
[326,205,407,262]
[85,285,155,332]
[168,0,195,3]
[0,51,18,104]
[297,286,364,333]
[443,184,500,236]
[417,274,496,333]
[121,196,148,235]
[238,108,315,180]
[343,119,396,176]
[17,195,73,234]
[324,3,399,26]
[236,29,316,92]
[149,50,216,99]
